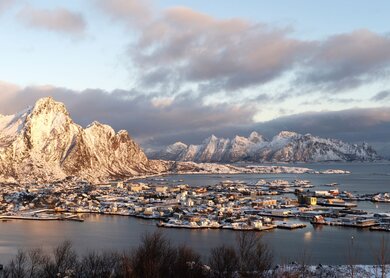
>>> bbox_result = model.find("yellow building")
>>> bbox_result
[298,194,317,206]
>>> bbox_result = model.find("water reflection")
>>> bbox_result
[304,231,312,241]
[0,215,389,265]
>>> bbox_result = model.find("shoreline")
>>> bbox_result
[2,209,389,233]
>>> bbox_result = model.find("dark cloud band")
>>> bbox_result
[1,83,389,156]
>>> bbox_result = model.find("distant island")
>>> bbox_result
[150,131,379,163]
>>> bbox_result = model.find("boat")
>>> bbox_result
[310,215,327,225]
[370,224,390,232]
[333,217,378,228]
[324,182,338,187]
[372,193,390,203]
[340,209,367,215]
[275,221,306,229]
[258,209,295,218]
[222,222,277,231]
[317,198,357,208]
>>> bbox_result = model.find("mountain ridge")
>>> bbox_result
[0,97,382,183]
[150,132,379,163]
[0,97,166,183]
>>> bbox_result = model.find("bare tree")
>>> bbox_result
[76,250,120,278]
[297,248,311,278]
[3,250,28,278]
[236,232,273,277]
[346,235,359,278]
[375,236,389,278]
[173,245,206,278]
[208,245,239,278]
[129,231,176,278]
[117,251,133,277]
[43,240,78,277]
[1,233,274,278]
[26,248,48,278]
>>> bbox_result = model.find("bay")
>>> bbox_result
[1,162,390,265]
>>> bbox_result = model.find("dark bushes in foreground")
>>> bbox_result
[0,231,272,278]
[2,233,389,278]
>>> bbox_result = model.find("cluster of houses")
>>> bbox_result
[0,177,389,231]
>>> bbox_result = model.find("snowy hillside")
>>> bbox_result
[151,131,379,163]
[0,97,166,183]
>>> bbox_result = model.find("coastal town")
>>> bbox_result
[1,170,390,233]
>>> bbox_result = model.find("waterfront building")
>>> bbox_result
[298,194,317,206]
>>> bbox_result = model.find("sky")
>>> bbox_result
[1,0,390,156]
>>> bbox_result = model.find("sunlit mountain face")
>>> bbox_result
[0,97,166,183]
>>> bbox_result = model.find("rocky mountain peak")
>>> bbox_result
[152,130,380,163]
[87,120,102,127]
[275,131,299,138]
[203,134,218,144]
[232,135,244,142]
[249,131,259,138]
[31,97,69,117]
[0,97,165,183]
[248,131,266,143]
[86,121,115,136]
[117,130,129,136]
[172,141,188,148]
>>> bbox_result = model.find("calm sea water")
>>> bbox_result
[1,162,390,265]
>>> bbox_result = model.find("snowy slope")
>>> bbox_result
[151,131,379,163]
[0,97,165,183]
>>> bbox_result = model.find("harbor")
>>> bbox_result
[1,171,390,233]
[1,162,390,265]
[0,212,389,266]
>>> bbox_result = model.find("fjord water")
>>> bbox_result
[1,162,390,265]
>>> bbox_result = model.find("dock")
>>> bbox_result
[0,214,84,222]
[275,221,307,229]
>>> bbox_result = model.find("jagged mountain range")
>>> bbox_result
[0,97,381,183]
[0,97,166,183]
[150,131,379,163]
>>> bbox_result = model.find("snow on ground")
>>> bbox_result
[271,263,390,277]
[173,161,350,175]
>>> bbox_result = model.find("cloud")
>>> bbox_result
[94,0,153,28]
[0,80,20,95]
[255,108,390,137]
[1,81,390,155]
[0,0,15,14]
[253,108,390,156]
[95,2,390,97]
[3,2,390,155]
[128,7,311,93]
[297,29,390,92]
[96,2,311,93]
[371,90,390,102]
[17,5,86,37]
[149,107,390,157]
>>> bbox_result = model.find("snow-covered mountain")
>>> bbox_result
[0,97,165,183]
[151,131,379,162]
